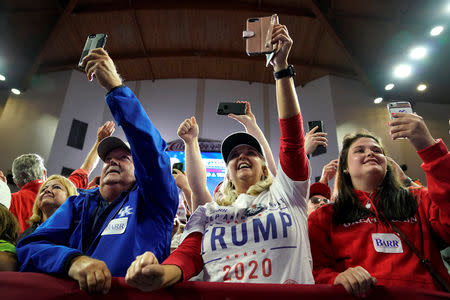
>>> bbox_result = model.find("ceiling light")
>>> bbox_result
[417,84,427,92]
[385,83,395,90]
[430,26,444,36]
[409,47,427,59]
[11,88,21,95]
[393,64,412,78]
[0,74,5,81]
[374,97,383,104]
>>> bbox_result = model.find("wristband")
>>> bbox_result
[273,65,296,80]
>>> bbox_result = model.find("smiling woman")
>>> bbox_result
[124,24,315,291]
[19,175,78,240]
[308,114,450,296]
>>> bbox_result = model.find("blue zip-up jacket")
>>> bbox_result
[17,86,178,277]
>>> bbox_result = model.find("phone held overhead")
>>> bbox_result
[217,102,247,115]
[308,120,327,157]
[78,33,108,68]
[387,101,413,120]
[243,14,279,66]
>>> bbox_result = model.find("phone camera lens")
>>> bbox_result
[89,34,96,38]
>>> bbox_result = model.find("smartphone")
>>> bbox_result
[172,162,184,174]
[308,120,327,156]
[217,102,247,115]
[387,101,413,120]
[78,33,108,68]
[243,14,278,56]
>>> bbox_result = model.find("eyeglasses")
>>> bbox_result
[310,197,330,205]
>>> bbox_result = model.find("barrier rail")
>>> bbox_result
[1,272,449,300]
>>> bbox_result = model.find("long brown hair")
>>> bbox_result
[333,132,417,224]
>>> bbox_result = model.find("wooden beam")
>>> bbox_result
[72,0,316,18]
[38,50,357,77]
[0,9,58,16]
[20,0,79,91]
[128,0,155,81]
[306,0,375,94]
[301,24,325,86]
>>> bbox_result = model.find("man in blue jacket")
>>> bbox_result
[17,48,178,294]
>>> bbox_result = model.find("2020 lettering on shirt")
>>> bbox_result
[183,166,314,284]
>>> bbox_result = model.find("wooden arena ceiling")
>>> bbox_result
[1,0,449,104]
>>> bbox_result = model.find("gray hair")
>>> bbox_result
[12,154,46,186]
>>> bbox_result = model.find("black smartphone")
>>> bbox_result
[217,102,247,115]
[78,33,108,68]
[308,120,327,156]
[172,162,184,174]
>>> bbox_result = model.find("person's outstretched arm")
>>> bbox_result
[68,121,115,189]
[80,121,115,175]
[271,24,308,182]
[228,101,277,177]
[83,48,178,223]
[177,117,212,211]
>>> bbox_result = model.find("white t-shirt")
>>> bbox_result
[182,165,314,284]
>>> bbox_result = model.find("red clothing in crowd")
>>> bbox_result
[308,139,450,291]
[9,168,89,232]
[9,179,44,232]
[67,168,89,190]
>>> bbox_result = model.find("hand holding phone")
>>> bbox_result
[217,102,247,115]
[78,33,108,68]
[172,162,184,174]
[307,120,327,156]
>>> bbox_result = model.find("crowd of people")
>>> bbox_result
[0,23,449,297]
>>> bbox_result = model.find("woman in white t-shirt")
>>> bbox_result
[125,24,314,291]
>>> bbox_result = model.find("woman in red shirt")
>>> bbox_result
[308,113,450,296]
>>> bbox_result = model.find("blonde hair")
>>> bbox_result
[216,163,273,206]
[29,175,78,225]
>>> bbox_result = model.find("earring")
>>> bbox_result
[343,169,349,174]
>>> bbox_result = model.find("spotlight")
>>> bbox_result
[385,83,395,90]
[0,74,5,81]
[393,64,412,78]
[409,47,427,60]
[374,97,383,104]
[430,26,444,36]
[417,84,427,92]
[11,88,21,95]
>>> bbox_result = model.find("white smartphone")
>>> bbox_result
[387,101,413,120]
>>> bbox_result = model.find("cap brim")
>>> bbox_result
[97,136,130,162]
[221,132,263,164]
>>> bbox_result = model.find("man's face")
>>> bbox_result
[307,195,330,216]
[100,148,135,190]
